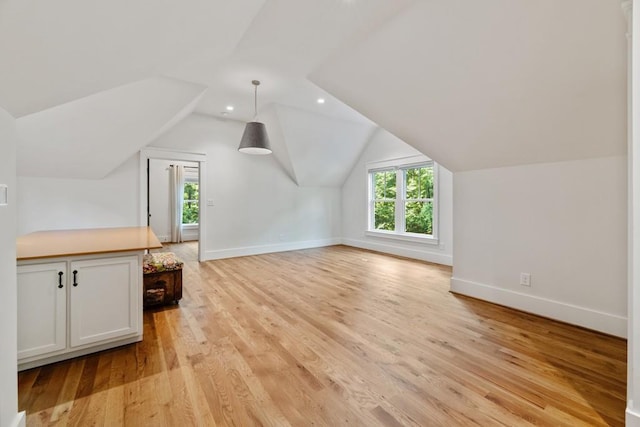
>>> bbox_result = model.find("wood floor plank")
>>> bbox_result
[19,243,627,426]
[49,360,84,425]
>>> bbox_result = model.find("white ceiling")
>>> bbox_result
[0,0,265,117]
[0,0,408,122]
[0,0,627,180]
[17,77,207,179]
[273,105,375,186]
[310,0,627,172]
[165,0,412,123]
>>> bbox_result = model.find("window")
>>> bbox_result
[404,166,434,234]
[372,170,396,231]
[182,179,199,225]
[368,156,438,243]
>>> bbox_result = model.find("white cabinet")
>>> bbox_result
[17,262,67,359]
[69,256,139,347]
[17,254,143,370]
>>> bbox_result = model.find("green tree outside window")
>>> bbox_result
[373,171,396,231]
[182,182,199,224]
[404,166,433,234]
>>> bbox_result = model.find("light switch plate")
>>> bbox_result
[0,184,7,206]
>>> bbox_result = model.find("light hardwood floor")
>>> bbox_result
[19,243,627,426]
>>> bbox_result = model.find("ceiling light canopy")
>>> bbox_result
[238,80,272,155]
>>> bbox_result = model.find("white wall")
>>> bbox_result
[148,159,199,242]
[150,114,342,259]
[0,109,24,427]
[451,155,627,337]
[341,128,454,265]
[16,112,342,258]
[17,156,139,235]
[148,159,171,241]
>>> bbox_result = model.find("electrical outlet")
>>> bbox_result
[520,273,531,287]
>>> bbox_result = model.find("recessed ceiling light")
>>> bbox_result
[226,105,234,111]
[317,98,325,104]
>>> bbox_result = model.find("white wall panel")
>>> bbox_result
[17,156,139,235]
[0,108,24,427]
[452,156,627,337]
[150,114,342,259]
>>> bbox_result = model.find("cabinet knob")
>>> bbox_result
[72,270,78,287]
[58,271,63,288]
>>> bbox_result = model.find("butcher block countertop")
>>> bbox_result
[17,226,163,261]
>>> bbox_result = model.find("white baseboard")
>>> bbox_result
[11,412,25,427]
[450,277,627,338]
[158,235,198,243]
[628,407,640,427]
[182,231,199,241]
[342,238,453,266]
[18,334,142,371]
[204,238,342,261]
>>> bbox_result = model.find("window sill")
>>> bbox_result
[365,230,439,245]
[182,224,199,229]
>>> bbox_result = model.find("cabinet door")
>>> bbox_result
[17,262,67,359]
[69,256,140,348]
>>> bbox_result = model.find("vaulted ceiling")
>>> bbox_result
[0,0,265,117]
[16,77,208,179]
[0,0,627,180]
[310,0,627,172]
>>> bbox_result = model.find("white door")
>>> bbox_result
[69,256,140,348]
[149,158,171,242]
[17,262,67,359]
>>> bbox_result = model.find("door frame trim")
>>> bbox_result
[139,148,207,261]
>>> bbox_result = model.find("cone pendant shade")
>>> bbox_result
[238,80,272,155]
[239,121,272,155]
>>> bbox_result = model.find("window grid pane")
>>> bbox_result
[404,201,433,235]
[404,166,433,200]
[374,201,395,231]
[403,165,434,235]
[182,182,199,224]
[373,170,396,200]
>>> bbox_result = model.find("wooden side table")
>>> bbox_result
[142,252,183,308]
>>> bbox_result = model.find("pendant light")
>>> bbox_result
[238,80,272,155]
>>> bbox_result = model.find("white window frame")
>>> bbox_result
[182,169,199,228]
[366,155,439,245]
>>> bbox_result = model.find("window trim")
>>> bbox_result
[367,155,439,245]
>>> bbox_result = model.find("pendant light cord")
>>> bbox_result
[252,80,260,121]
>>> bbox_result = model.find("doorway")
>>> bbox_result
[148,159,200,243]
[139,148,207,262]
